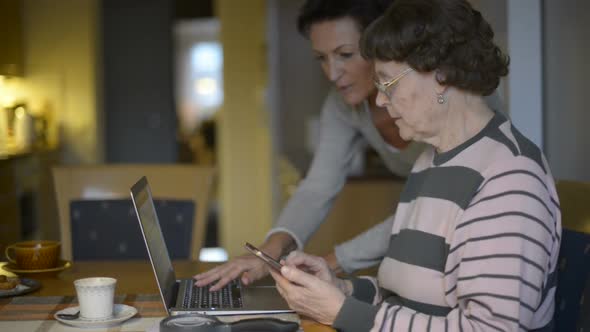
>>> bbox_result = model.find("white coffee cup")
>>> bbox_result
[74,277,117,319]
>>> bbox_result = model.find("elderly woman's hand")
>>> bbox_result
[271,255,347,325]
[282,251,352,294]
[283,251,332,281]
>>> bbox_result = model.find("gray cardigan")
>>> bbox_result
[267,88,502,272]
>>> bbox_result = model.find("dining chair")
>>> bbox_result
[553,180,590,331]
[578,278,590,331]
[52,164,215,261]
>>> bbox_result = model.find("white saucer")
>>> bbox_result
[54,304,137,328]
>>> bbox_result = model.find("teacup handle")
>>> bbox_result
[5,245,17,264]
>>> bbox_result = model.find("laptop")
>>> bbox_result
[130,176,293,315]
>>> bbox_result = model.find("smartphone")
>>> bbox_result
[244,242,283,272]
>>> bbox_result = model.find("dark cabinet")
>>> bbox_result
[0,150,59,253]
[0,158,21,254]
[0,0,23,76]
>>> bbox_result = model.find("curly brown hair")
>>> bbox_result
[360,0,509,96]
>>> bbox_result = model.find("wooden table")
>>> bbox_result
[0,260,334,331]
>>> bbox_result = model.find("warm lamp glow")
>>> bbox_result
[1,95,16,108]
[15,107,26,119]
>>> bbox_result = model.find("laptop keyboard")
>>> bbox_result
[182,279,243,309]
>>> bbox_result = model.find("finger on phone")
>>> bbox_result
[280,265,319,289]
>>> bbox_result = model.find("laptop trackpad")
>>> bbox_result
[242,287,291,310]
[248,275,275,287]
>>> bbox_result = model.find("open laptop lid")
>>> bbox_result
[130,176,177,311]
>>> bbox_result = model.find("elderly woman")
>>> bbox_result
[270,0,560,331]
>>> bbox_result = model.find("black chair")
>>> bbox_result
[554,229,590,331]
[553,180,590,331]
[53,165,215,261]
[578,278,590,331]
[70,199,195,260]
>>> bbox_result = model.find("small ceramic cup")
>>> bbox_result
[5,240,61,270]
[74,277,117,319]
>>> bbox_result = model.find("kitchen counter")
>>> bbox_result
[0,140,56,160]
[0,148,34,161]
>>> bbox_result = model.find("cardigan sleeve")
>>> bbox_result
[267,90,364,249]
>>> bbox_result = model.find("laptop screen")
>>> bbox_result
[131,177,177,309]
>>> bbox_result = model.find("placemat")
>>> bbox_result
[0,294,166,321]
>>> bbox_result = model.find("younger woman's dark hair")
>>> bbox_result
[297,0,395,38]
[360,0,509,96]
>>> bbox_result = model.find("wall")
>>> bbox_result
[273,0,331,171]
[21,0,181,164]
[23,0,101,164]
[544,0,590,181]
[470,0,508,107]
[216,0,275,257]
[507,0,543,147]
[467,1,590,181]
[101,0,178,163]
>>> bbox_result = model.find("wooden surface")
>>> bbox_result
[0,260,334,332]
[556,179,590,234]
[305,179,405,256]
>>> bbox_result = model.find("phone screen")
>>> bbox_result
[244,242,283,272]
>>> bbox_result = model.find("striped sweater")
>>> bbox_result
[333,113,561,331]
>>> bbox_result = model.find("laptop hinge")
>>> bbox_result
[169,281,180,310]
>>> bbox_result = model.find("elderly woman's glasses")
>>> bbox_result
[374,68,414,98]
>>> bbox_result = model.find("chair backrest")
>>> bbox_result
[68,198,194,260]
[52,164,215,261]
[553,180,590,331]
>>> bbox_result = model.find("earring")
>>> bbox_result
[437,93,446,104]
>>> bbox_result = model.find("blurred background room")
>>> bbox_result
[0,0,588,262]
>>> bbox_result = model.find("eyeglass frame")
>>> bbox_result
[374,67,414,98]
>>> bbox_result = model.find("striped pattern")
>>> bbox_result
[333,113,561,332]
[0,294,166,321]
[0,294,300,331]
